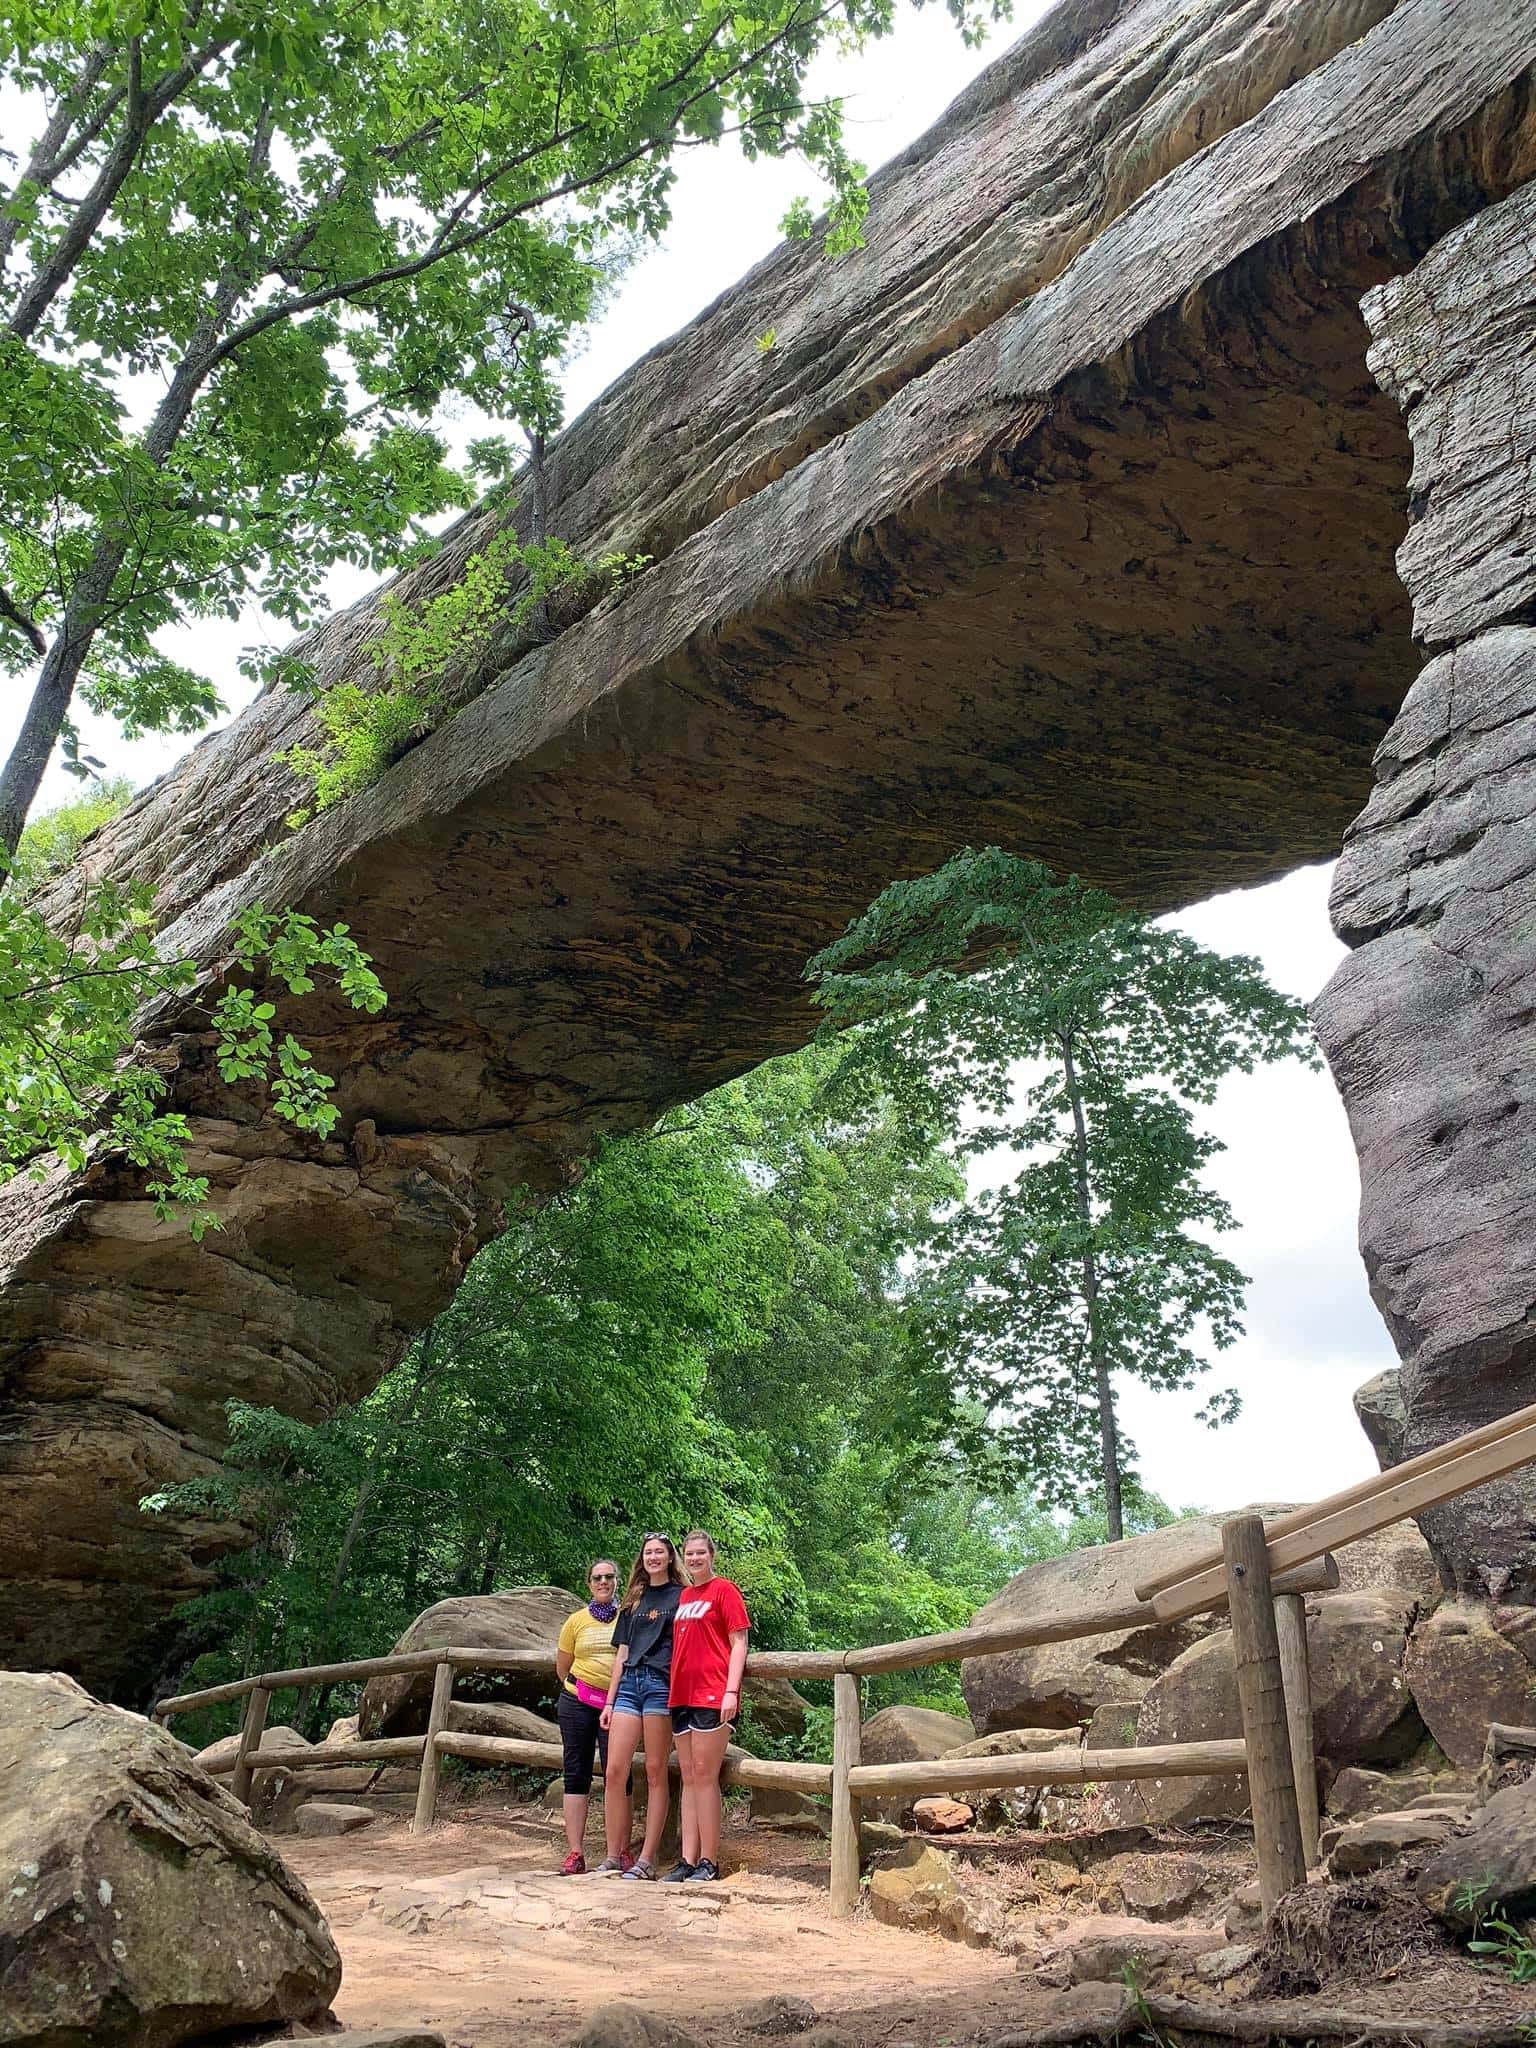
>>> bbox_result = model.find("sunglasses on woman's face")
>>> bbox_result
[590,1571,617,1582]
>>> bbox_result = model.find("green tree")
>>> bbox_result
[0,0,1007,1233]
[144,1043,979,1726]
[807,845,1316,1540]
[0,0,1005,850]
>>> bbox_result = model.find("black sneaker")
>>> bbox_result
[684,1858,721,1883]
[659,1860,697,1884]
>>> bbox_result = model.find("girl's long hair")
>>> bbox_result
[621,1532,684,1610]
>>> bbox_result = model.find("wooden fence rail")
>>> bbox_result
[151,1403,1536,1925]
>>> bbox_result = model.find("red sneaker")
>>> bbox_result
[560,1850,586,1876]
[620,1849,637,1874]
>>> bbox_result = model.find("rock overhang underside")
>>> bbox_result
[5,0,1536,1693]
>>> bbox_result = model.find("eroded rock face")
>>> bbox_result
[1403,1600,1536,1768]
[0,1671,339,2046]
[1316,175,1536,1606]
[960,1509,1290,1736]
[6,0,1536,1693]
[859,1704,976,1823]
[358,1589,577,1732]
[1418,1775,1536,1928]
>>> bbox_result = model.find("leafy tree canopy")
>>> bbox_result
[0,0,1008,849]
[147,1040,1122,1740]
[807,846,1317,1538]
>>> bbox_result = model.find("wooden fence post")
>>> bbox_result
[830,1672,862,1918]
[230,1686,271,1810]
[1222,1516,1306,1915]
[1274,1590,1320,1867]
[412,1660,455,1835]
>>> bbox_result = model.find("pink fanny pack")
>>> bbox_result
[572,1678,608,1710]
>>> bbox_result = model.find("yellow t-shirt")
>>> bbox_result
[558,1605,618,1695]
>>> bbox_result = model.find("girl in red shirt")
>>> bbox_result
[662,1529,749,1884]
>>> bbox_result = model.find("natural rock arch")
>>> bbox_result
[3,0,1536,1695]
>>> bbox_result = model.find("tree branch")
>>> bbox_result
[0,585,47,658]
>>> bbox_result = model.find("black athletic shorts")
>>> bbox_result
[557,1687,632,1794]
[670,1704,727,1734]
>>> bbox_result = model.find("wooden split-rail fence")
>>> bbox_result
[154,1397,1536,1922]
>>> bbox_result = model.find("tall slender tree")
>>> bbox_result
[807,846,1317,1538]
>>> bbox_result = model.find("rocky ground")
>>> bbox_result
[271,1799,1535,2048]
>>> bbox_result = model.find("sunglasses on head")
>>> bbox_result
[640,1532,674,1546]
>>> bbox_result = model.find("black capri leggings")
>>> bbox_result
[557,1688,629,1795]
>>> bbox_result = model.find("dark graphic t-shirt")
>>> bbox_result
[614,1580,682,1674]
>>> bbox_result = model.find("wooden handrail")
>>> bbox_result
[1152,1417,1536,1623]
[845,1737,1249,1798]
[154,1551,1338,1718]
[1133,1396,1536,1603]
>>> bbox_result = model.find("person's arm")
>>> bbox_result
[600,1641,629,1728]
[555,1648,574,1685]
[720,1629,748,1723]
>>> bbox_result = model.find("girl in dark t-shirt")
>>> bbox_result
[597,1532,683,1878]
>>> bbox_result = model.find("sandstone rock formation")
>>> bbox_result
[859,1703,975,1822]
[0,1671,339,2045]
[5,0,1536,1692]
[1316,176,1536,1608]
[1133,1592,1423,1826]
[358,1588,576,1731]
[961,1509,1293,1735]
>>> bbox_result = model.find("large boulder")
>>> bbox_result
[443,1699,561,1742]
[358,1588,576,1733]
[960,1509,1291,1736]
[1131,1592,1422,1826]
[859,1704,974,1823]
[0,1672,339,2045]
[1306,1593,1424,1766]
[1131,1631,1251,1827]
[1328,1519,1441,1608]
[1353,1369,1408,1472]
[1403,1598,1536,1767]
[1418,1775,1536,1928]
[742,1675,810,1738]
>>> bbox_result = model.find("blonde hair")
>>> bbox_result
[681,1529,716,1557]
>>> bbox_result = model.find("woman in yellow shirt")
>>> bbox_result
[555,1559,629,1874]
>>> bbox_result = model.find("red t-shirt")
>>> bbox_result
[669,1575,750,1707]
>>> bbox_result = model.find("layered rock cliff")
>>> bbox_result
[5,0,1536,1695]
[1317,176,1536,1605]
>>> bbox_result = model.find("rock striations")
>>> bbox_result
[5,0,1536,1693]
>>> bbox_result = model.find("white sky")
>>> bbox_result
[6,1,1393,1515]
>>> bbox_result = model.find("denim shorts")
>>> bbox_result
[613,1664,670,1717]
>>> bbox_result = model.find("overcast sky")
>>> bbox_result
[7,2,1394,1514]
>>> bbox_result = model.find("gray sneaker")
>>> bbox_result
[592,1856,627,1877]
[622,1857,658,1881]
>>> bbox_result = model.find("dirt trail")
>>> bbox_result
[286,1812,1022,2048]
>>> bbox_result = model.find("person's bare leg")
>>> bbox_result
[674,1729,701,1865]
[604,1714,642,1861]
[562,1791,590,1855]
[638,1711,672,1864]
[692,1723,732,1866]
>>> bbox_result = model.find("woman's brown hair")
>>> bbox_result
[621,1532,683,1610]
